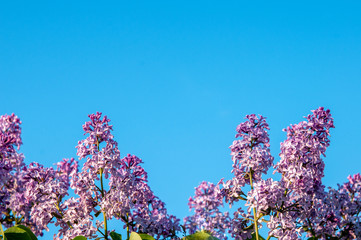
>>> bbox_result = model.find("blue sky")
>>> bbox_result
[1,1,361,238]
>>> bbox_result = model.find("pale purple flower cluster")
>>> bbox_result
[230,114,273,186]
[184,181,230,240]
[0,114,78,237]
[275,107,334,195]
[1,112,179,240]
[246,178,285,217]
[185,107,361,240]
[9,159,78,236]
[106,154,180,238]
[56,112,180,239]
[185,114,274,240]
[318,173,361,239]
[2,107,361,240]
[260,107,336,239]
[0,114,25,225]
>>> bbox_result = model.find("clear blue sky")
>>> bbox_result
[1,1,361,238]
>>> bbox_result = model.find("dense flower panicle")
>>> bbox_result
[0,114,22,154]
[230,114,273,185]
[70,113,180,239]
[75,112,121,177]
[275,107,334,196]
[267,215,300,240]
[246,178,286,216]
[72,112,121,205]
[7,159,78,236]
[2,109,360,240]
[0,114,24,181]
[184,181,230,240]
[228,208,253,240]
[53,197,98,240]
[219,178,245,207]
[0,114,25,223]
[107,154,180,238]
[332,173,361,239]
[61,112,123,239]
[295,174,361,240]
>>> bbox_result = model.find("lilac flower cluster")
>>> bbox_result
[9,159,78,236]
[185,107,361,240]
[106,154,180,238]
[230,114,274,186]
[185,114,273,240]
[184,181,230,239]
[2,107,360,240]
[275,107,334,195]
[1,112,179,240]
[0,114,25,225]
[56,112,180,239]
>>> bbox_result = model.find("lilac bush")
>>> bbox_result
[185,107,361,240]
[1,107,360,240]
[0,112,179,240]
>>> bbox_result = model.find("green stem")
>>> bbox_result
[249,169,260,240]
[126,213,130,240]
[96,137,108,240]
[0,223,6,240]
[99,168,108,240]
[53,202,73,229]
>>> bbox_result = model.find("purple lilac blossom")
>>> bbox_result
[275,107,334,196]
[321,173,361,239]
[7,158,78,236]
[184,181,230,240]
[246,178,286,218]
[228,207,253,240]
[106,154,180,238]
[58,112,180,239]
[267,107,336,239]
[0,114,25,225]
[229,114,273,186]
[56,112,123,239]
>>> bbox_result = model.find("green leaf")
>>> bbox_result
[138,233,155,240]
[14,226,37,240]
[129,232,142,240]
[110,232,122,240]
[72,236,87,240]
[4,225,33,240]
[182,231,219,240]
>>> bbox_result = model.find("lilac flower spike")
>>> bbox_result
[62,112,179,239]
[230,114,273,186]
[184,181,230,240]
[275,107,334,195]
[0,114,24,223]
